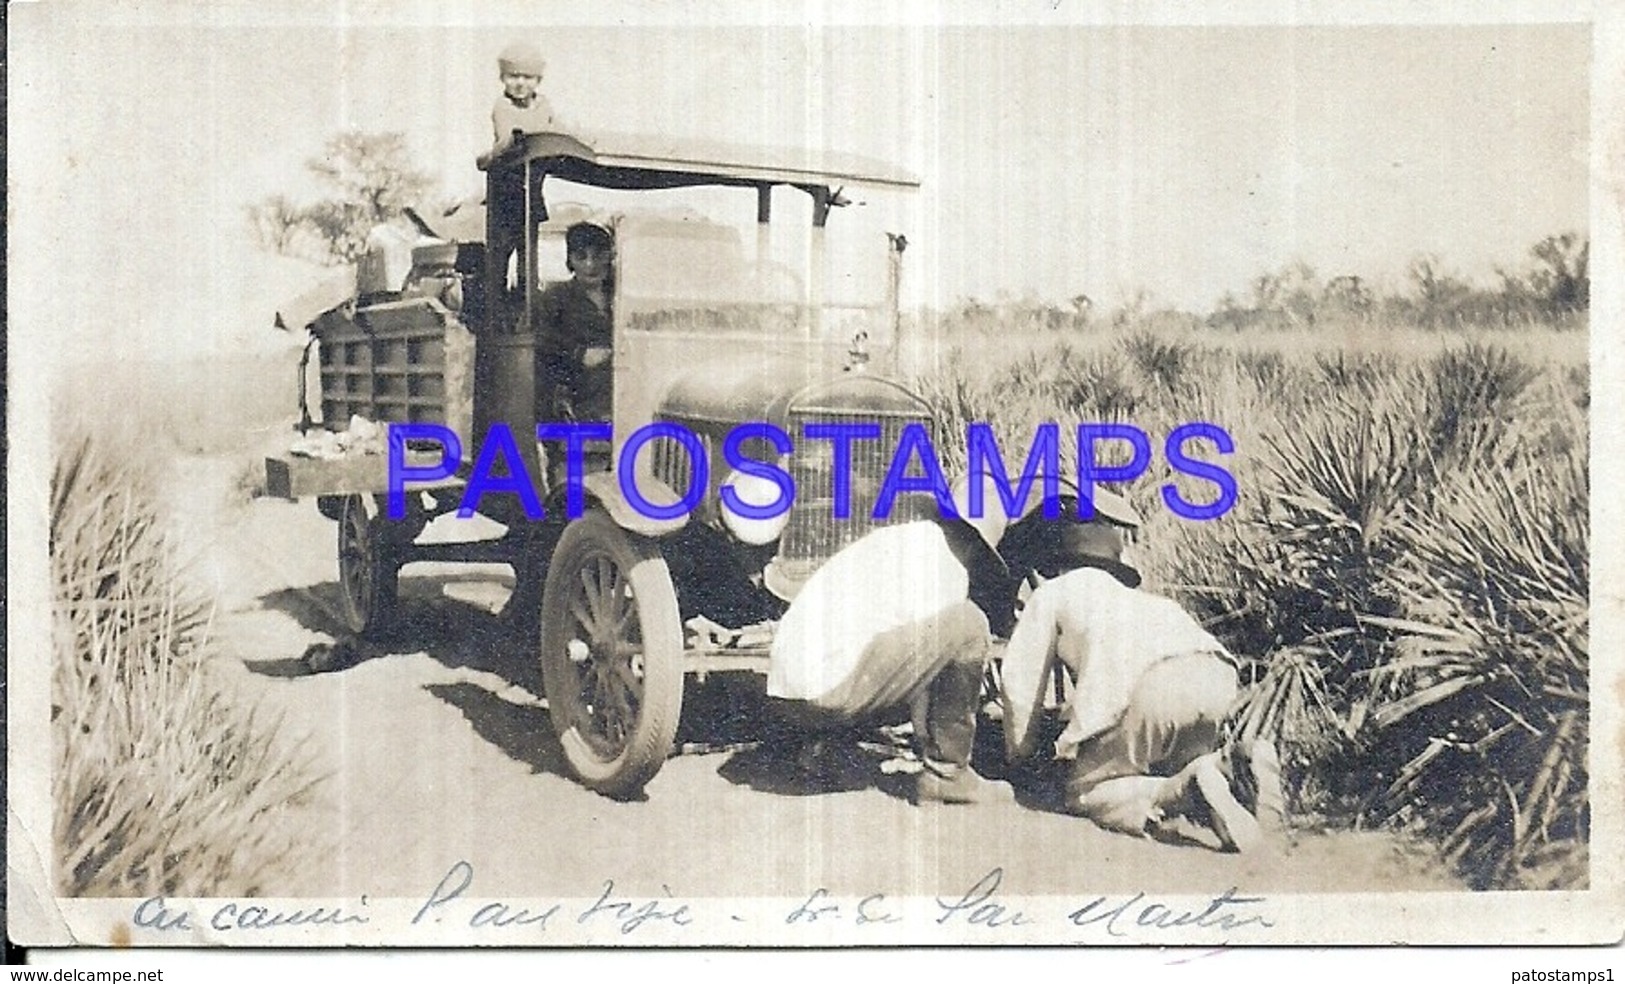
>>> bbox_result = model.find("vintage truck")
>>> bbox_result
[267,131,951,797]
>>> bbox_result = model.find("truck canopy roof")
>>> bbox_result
[484,131,920,193]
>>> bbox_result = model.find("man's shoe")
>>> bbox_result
[1243,739,1288,836]
[1193,755,1263,853]
[916,767,1012,805]
[1224,739,1289,836]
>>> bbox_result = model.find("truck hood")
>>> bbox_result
[658,350,928,429]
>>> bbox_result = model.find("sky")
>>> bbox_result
[8,2,1595,361]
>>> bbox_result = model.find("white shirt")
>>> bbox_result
[1001,567,1228,760]
[768,522,970,704]
[491,94,557,144]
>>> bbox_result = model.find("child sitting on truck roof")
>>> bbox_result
[478,41,558,303]
[488,41,556,160]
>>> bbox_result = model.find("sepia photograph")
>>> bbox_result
[7,0,1622,950]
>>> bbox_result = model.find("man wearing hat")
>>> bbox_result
[766,477,1017,805]
[996,486,1282,852]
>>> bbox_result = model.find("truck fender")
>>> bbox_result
[577,471,690,538]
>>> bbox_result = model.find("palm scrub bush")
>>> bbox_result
[51,433,327,896]
[1198,344,1585,889]
[1367,398,1588,888]
[1234,346,1587,888]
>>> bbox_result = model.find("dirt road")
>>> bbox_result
[166,453,1459,902]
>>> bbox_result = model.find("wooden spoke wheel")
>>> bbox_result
[336,493,415,638]
[539,511,684,798]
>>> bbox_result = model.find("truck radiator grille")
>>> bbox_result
[647,426,713,503]
[777,409,937,582]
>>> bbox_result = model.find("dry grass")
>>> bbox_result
[51,431,327,896]
[916,314,1589,890]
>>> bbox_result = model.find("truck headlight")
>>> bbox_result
[720,469,791,546]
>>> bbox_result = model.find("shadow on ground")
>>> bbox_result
[244,572,1107,816]
[249,573,539,690]
[674,671,910,801]
[425,679,574,780]
[247,573,583,782]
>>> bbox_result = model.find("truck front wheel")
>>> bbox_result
[539,511,684,798]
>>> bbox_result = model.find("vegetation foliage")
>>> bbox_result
[51,435,327,896]
[933,233,1588,336]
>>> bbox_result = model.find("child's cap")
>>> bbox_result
[499,42,546,77]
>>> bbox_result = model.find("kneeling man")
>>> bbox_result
[999,489,1281,851]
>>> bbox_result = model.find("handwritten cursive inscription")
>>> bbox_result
[131,897,192,932]
[413,861,690,936]
[133,896,369,933]
[134,861,1277,942]
[935,868,1033,927]
[785,888,901,925]
[413,860,476,925]
[577,880,694,935]
[1067,888,1274,938]
[414,860,561,933]
[210,900,369,931]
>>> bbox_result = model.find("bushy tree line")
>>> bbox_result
[1209,234,1588,330]
[933,234,1589,336]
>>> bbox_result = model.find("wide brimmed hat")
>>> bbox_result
[1080,483,1143,529]
[952,473,1146,545]
[995,477,1146,585]
[992,475,1145,529]
[949,473,1012,551]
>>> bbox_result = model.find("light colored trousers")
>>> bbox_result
[785,600,991,773]
[1064,651,1238,832]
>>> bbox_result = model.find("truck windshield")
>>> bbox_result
[616,217,895,344]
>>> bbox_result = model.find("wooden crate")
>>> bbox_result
[314,296,475,451]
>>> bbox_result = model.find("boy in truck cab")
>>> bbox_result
[534,221,615,427]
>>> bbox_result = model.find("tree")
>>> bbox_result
[1322,275,1373,317]
[1407,254,1473,327]
[247,193,303,254]
[248,131,438,265]
[1110,288,1154,329]
[1253,261,1321,328]
[1529,233,1589,315]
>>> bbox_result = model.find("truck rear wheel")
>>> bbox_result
[539,511,684,798]
[336,493,414,638]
